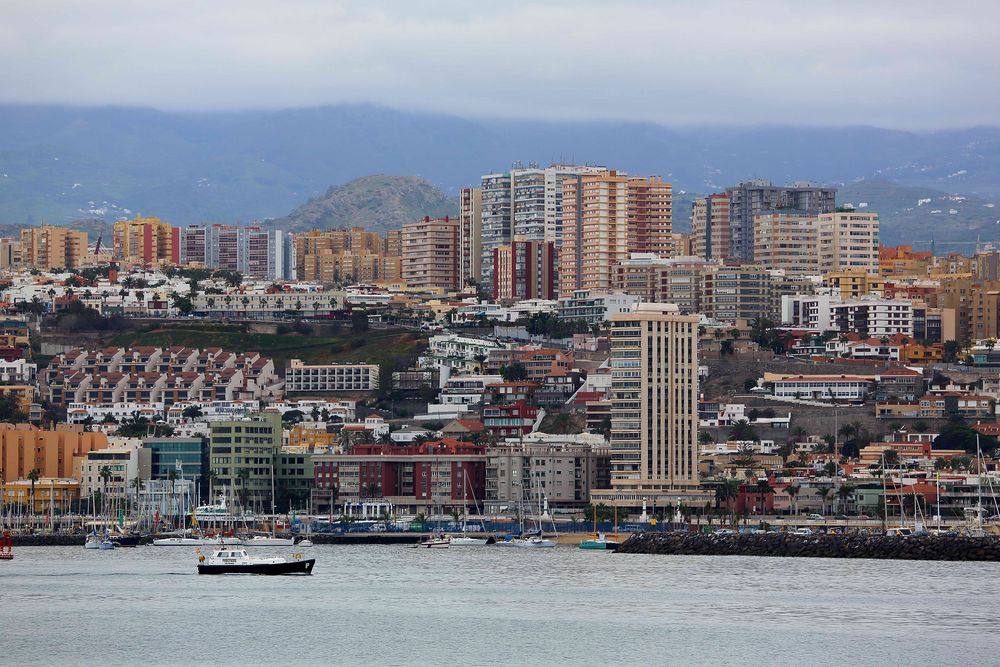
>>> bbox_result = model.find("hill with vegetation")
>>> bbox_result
[269,175,457,233]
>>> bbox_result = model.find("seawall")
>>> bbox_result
[618,532,1000,561]
[9,533,427,547]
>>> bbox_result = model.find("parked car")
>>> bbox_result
[808,513,823,520]
[792,528,813,536]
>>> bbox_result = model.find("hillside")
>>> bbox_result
[838,180,999,249]
[0,104,998,243]
[270,175,457,233]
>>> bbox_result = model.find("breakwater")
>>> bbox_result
[618,532,1000,561]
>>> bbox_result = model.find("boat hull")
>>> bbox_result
[198,559,315,575]
[448,537,491,546]
[579,540,620,551]
[244,538,296,547]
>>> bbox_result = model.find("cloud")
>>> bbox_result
[0,0,997,128]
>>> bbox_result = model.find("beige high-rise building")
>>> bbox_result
[112,215,177,265]
[20,226,88,270]
[818,211,880,275]
[401,216,460,291]
[459,187,482,288]
[753,212,819,274]
[296,228,393,283]
[0,238,20,268]
[591,303,700,508]
[691,193,732,261]
[559,172,672,296]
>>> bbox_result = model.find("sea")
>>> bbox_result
[1,544,998,666]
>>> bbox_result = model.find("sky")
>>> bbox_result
[1,0,999,129]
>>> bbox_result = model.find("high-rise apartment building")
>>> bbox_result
[726,180,836,261]
[292,228,388,283]
[753,212,820,274]
[700,264,772,323]
[113,215,178,266]
[179,225,291,280]
[492,239,556,301]
[559,172,672,296]
[594,303,699,507]
[478,164,605,287]
[19,226,88,270]
[459,187,483,287]
[401,216,460,291]
[611,254,716,313]
[817,211,880,275]
[691,193,732,261]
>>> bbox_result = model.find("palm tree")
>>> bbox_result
[754,478,773,516]
[130,477,142,511]
[817,487,831,517]
[729,419,758,442]
[786,484,801,515]
[732,442,757,476]
[791,426,808,442]
[99,465,113,516]
[339,429,355,451]
[699,431,715,446]
[27,468,40,516]
[377,432,393,445]
[882,449,900,468]
[236,468,251,508]
[837,483,856,514]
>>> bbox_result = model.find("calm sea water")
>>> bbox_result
[1,544,998,666]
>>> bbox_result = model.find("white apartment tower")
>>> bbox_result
[476,163,605,287]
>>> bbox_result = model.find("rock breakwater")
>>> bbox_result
[618,532,1000,561]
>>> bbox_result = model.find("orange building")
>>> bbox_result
[879,245,932,278]
[0,424,109,481]
[559,171,672,295]
[19,226,88,270]
[113,215,178,266]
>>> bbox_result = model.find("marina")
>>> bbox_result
[2,544,999,665]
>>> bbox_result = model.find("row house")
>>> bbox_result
[876,393,996,419]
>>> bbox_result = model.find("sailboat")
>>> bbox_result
[449,467,495,546]
[579,505,620,551]
[245,463,295,546]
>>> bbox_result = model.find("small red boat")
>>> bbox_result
[0,531,13,560]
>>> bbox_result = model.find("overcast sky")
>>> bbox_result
[2,0,998,129]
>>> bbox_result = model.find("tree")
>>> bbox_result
[732,442,757,475]
[754,478,773,515]
[743,378,758,393]
[786,484,800,515]
[99,465,113,516]
[882,449,900,468]
[236,468,251,508]
[729,419,759,442]
[837,483,856,514]
[351,310,370,332]
[720,340,735,356]
[500,362,528,382]
[913,420,929,433]
[0,395,28,422]
[933,417,998,455]
[27,468,40,515]
[942,340,963,364]
[282,410,304,425]
[543,412,580,435]
[181,405,203,420]
[817,487,831,516]
[699,431,715,446]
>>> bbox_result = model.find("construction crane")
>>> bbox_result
[93,230,103,255]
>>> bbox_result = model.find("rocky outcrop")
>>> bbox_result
[618,532,1000,561]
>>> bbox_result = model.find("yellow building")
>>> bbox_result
[0,386,36,414]
[287,424,340,451]
[296,228,393,283]
[113,215,177,265]
[1,478,81,514]
[823,269,885,299]
[753,212,819,274]
[19,226,88,270]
